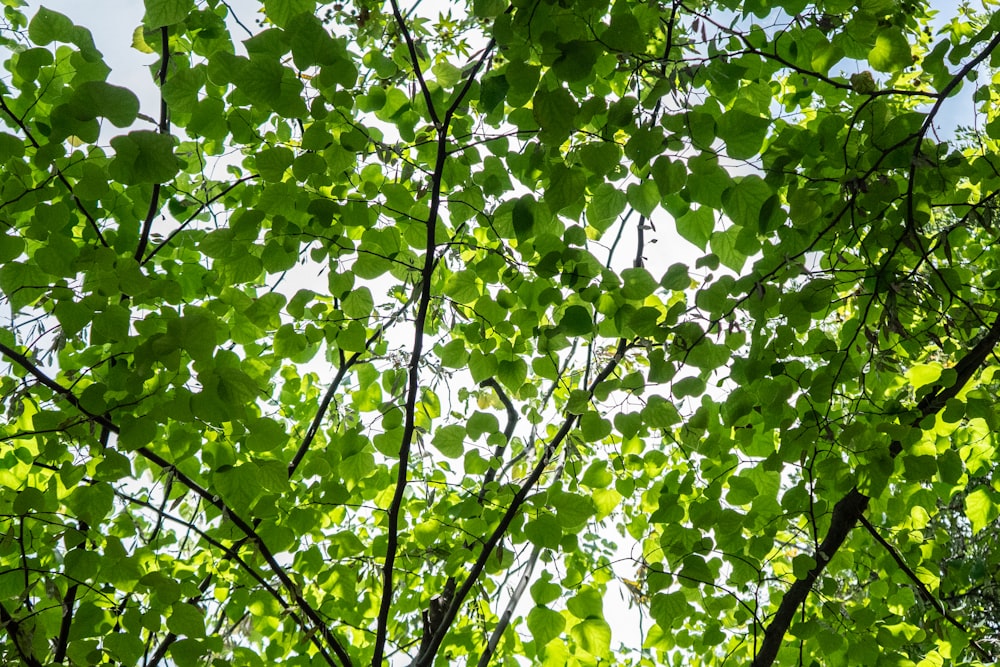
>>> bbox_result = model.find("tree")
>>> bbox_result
[1,0,999,663]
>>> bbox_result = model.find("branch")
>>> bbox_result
[287,350,359,479]
[371,108,445,667]
[477,544,541,667]
[141,175,258,265]
[134,26,170,263]
[0,343,354,667]
[752,312,1000,667]
[0,603,42,667]
[287,285,419,480]
[121,492,342,667]
[858,516,993,662]
[410,339,629,667]
[751,488,869,667]
[478,377,518,502]
[371,34,496,667]
[52,522,86,664]
[387,0,440,128]
[0,95,109,248]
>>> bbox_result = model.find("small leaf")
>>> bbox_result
[109,131,181,185]
[144,0,194,28]
[965,487,998,535]
[868,30,911,73]
[528,606,566,645]
[432,425,466,458]
[570,618,611,658]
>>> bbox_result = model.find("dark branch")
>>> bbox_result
[0,95,109,248]
[134,26,171,263]
[752,312,1000,667]
[858,515,993,662]
[478,377,518,501]
[0,603,43,667]
[410,339,629,667]
[372,32,496,667]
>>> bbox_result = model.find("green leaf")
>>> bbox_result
[721,175,771,228]
[626,180,659,217]
[868,30,912,72]
[66,81,140,127]
[525,514,562,549]
[444,270,480,304]
[528,606,566,645]
[533,87,578,143]
[144,0,193,27]
[587,184,627,232]
[905,362,942,390]
[965,487,998,535]
[559,305,594,336]
[213,464,262,508]
[660,263,690,291]
[342,287,374,319]
[432,425,466,458]
[550,490,596,528]
[263,0,315,28]
[109,131,181,184]
[717,110,770,160]
[621,267,657,300]
[256,146,294,182]
[167,602,206,638]
[553,40,600,82]
[437,340,468,368]
[497,358,527,390]
[546,165,586,213]
[676,206,714,250]
[710,226,746,272]
[570,618,612,658]
[28,8,85,47]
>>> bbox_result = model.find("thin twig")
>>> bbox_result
[858,515,993,662]
[134,27,170,263]
[0,95,109,247]
[141,175,258,265]
[752,313,1000,667]
[411,339,630,666]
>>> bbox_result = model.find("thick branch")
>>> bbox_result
[371,35,495,667]
[410,339,629,667]
[752,312,1000,667]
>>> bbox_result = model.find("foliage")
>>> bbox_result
[1,0,1000,665]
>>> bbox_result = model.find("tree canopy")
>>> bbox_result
[1,0,1000,664]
